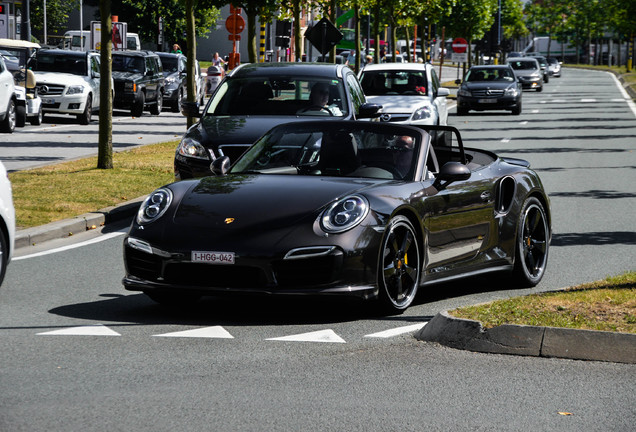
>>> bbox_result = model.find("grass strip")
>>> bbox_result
[450,272,636,334]
[9,141,177,228]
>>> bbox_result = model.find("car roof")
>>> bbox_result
[361,62,428,72]
[38,48,92,57]
[0,38,41,49]
[112,50,158,57]
[469,64,512,70]
[228,62,348,79]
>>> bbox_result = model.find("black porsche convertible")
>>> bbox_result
[123,121,551,314]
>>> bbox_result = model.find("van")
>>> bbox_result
[62,30,140,51]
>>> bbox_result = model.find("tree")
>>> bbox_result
[230,0,279,63]
[97,0,113,169]
[29,0,83,44]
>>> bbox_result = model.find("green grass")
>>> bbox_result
[9,141,177,228]
[450,272,636,334]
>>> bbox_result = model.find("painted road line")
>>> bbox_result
[266,329,346,343]
[154,326,235,339]
[14,231,126,261]
[365,323,427,338]
[37,324,121,336]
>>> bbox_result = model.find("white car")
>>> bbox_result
[0,55,19,133]
[358,63,449,126]
[0,160,15,286]
[30,49,105,125]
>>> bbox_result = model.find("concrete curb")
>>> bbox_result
[15,196,145,249]
[416,311,636,364]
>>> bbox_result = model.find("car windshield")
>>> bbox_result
[359,70,427,95]
[508,60,537,70]
[160,56,178,72]
[112,55,145,73]
[31,53,87,75]
[466,68,514,82]
[231,122,424,181]
[205,77,348,117]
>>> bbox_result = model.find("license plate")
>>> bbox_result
[42,98,56,104]
[478,98,498,103]
[192,251,235,264]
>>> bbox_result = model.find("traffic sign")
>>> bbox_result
[452,37,468,53]
[225,14,245,35]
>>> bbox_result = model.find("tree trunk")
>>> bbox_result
[97,0,113,170]
[186,0,196,128]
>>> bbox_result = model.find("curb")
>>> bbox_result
[416,311,636,364]
[15,196,145,249]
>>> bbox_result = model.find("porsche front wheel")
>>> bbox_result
[377,216,421,313]
[512,197,549,286]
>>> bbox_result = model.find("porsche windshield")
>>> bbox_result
[231,123,424,181]
[204,77,348,117]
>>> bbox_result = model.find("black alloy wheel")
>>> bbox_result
[78,94,92,125]
[1,100,16,133]
[513,197,549,286]
[377,215,421,313]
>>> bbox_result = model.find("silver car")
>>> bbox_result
[506,57,543,92]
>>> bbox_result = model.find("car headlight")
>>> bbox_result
[165,76,177,84]
[504,87,518,96]
[457,88,471,97]
[177,137,209,160]
[66,85,85,95]
[411,106,432,121]
[137,188,172,225]
[124,81,136,92]
[320,195,369,233]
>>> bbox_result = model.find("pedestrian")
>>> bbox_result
[212,52,226,67]
[171,44,182,54]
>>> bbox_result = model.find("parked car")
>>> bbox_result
[547,57,562,77]
[527,54,550,83]
[506,57,543,92]
[358,62,449,126]
[124,121,551,314]
[0,160,15,286]
[29,49,105,124]
[456,64,522,115]
[176,62,381,179]
[112,50,164,117]
[0,55,18,133]
[0,38,42,127]
[155,52,205,112]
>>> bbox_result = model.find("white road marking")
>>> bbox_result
[37,324,121,336]
[14,231,126,261]
[266,329,346,343]
[365,322,427,338]
[154,326,234,339]
[532,109,539,113]
[501,138,511,143]
[519,121,528,125]
[581,98,596,102]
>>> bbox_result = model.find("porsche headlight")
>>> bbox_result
[137,188,172,225]
[321,195,369,233]
[66,85,85,95]
[412,106,432,121]
[177,137,209,160]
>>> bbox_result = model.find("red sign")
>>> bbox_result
[452,37,468,54]
[225,14,245,35]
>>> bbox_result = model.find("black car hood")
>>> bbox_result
[195,115,328,148]
[463,81,514,91]
[173,174,381,229]
[112,70,141,81]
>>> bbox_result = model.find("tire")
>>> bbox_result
[0,100,16,133]
[456,107,468,116]
[511,103,522,115]
[171,88,182,112]
[0,228,7,286]
[150,89,162,115]
[376,215,421,314]
[131,92,145,117]
[16,104,26,127]
[512,197,550,287]
[30,105,43,126]
[77,94,92,125]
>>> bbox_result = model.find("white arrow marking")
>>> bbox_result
[37,324,121,336]
[153,326,234,339]
[365,322,427,338]
[266,329,346,343]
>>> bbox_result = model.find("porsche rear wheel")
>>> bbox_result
[512,197,549,287]
[377,216,421,314]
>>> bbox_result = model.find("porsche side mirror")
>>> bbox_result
[211,156,230,176]
[180,100,200,118]
[358,102,382,119]
[437,162,471,182]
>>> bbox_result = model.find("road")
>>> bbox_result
[1,68,635,431]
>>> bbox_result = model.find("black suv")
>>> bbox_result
[112,51,164,116]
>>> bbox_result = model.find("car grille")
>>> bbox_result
[42,102,61,109]
[380,114,410,122]
[272,254,343,287]
[126,248,163,281]
[163,263,269,288]
[39,84,65,96]
[472,89,505,97]
[218,144,251,163]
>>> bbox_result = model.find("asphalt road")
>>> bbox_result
[1,67,635,431]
